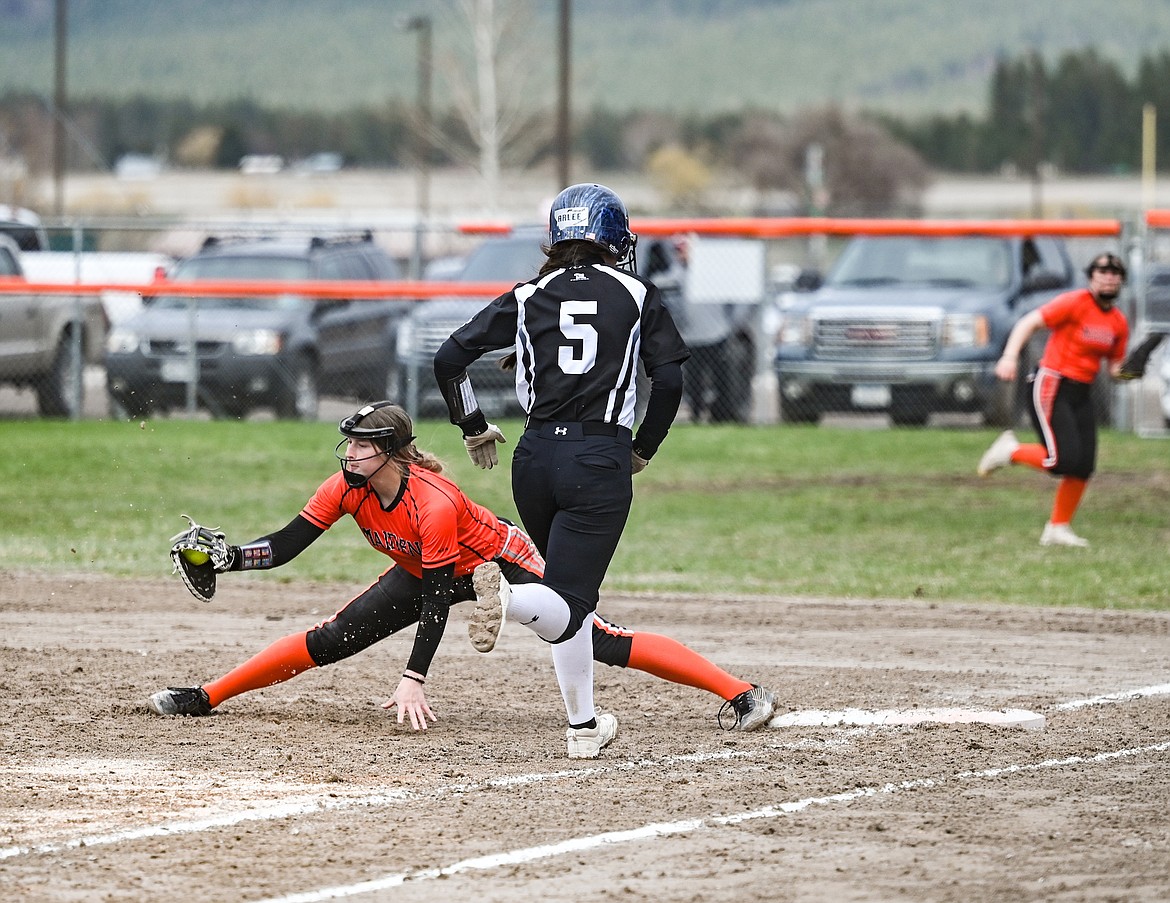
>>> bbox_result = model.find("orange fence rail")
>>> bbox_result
[0,277,515,299]
[0,216,1125,299]
[463,216,1124,239]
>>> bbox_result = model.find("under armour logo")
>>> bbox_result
[555,426,568,435]
[571,272,589,281]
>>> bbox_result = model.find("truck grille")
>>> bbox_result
[146,339,227,358]
[414,320,466,355]
[409,318,510,362]
[813,317,938,360]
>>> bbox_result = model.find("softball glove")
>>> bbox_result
[169,515,236,602]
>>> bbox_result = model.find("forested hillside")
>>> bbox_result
[1,0,1169,118]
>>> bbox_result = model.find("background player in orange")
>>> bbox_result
[977,252,1130,547]
[148,401,776,744]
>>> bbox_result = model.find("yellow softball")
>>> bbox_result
[182,548,210,565]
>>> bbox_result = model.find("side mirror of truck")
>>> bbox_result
[793,269,824,292]
[1021,270,1067,293]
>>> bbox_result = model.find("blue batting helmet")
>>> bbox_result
[547,183,636,263]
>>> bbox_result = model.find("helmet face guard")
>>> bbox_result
[338,401,414,453]
[548,182,636,265]
[336,402,414,488]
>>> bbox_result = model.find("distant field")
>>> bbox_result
[3,0,1170,116]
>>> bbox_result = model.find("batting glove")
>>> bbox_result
[464,423,506,469]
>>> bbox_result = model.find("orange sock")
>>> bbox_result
[202,632,317,708]
[1011,443,1048,469]
[1050,477,1088,525]
[626,632,753,701]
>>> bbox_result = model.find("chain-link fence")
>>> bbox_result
[3,215,1168,433]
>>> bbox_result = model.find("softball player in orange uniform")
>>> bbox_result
[148,402,775,743]
[978,252,1130,546]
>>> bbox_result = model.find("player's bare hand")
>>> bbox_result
[994,355,1018,382]
[382,677,436,731]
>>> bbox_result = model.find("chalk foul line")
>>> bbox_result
[250,738,1170,903]
[5,681,1168,864]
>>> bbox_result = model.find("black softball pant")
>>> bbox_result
[304,560,634,669]
[1028,368,1097,480]
[510,422,633,640]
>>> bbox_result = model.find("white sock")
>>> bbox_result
[507,582,570,642]
[550,618,595,726]
[508,584,596,725]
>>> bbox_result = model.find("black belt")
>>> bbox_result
[525,419,626,438]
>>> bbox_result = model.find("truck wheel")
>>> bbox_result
[983,351,1032,428]
[36,333,83,418]
[709,331,753,423]
[982,380,1016,428]
[274,356,320,420]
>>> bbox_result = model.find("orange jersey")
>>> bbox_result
[1038,288,1129,383]
[300,466,508,578]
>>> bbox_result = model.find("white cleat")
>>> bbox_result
[469,561,510,652]
[977,430,1020,477]
[566,712,619,759]
[1040,522,1089,548]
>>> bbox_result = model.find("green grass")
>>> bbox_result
[2,418,1167,610]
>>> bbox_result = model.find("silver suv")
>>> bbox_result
[0,233,108,417]
[106,232,411,419]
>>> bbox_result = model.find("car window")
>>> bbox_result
[829,237,1012,289]
[364,249,402,280]
[174,255,312,281]
[458,238,546,282]
[317,254,349,280]
[0,222,46,252]
[1028,237,1073,281]
[157,254,313,310]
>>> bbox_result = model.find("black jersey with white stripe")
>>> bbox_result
[446,263,689,428]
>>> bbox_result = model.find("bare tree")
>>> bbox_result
[729,107,931,216]
[440,0,551,213]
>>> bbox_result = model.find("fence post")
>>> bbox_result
[69,221,84,420]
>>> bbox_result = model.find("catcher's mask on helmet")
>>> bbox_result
[1085,252,1127,281]
[548,182,637,266]
[335,401,415,487]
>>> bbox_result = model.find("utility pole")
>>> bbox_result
[556,0,571,191]
[53,0,67,217]
[398,15,433,279]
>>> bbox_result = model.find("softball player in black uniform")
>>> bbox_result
[435,183,775,757]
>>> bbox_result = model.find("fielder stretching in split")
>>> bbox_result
[149,402,776,754]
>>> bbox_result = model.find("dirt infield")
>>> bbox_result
[3,571,1169,902]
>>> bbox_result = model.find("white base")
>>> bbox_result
[770,707,1046,731]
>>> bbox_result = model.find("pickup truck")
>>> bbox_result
[0,234,108,417]
[772,233,1076,426]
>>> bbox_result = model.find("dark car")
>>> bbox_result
[105,232,411,419]
[393,229,713,420]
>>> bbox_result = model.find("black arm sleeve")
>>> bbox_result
[228,514,324,571]
[404,563,456,677]
[434,343,489,435]
[633,358,684,460]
